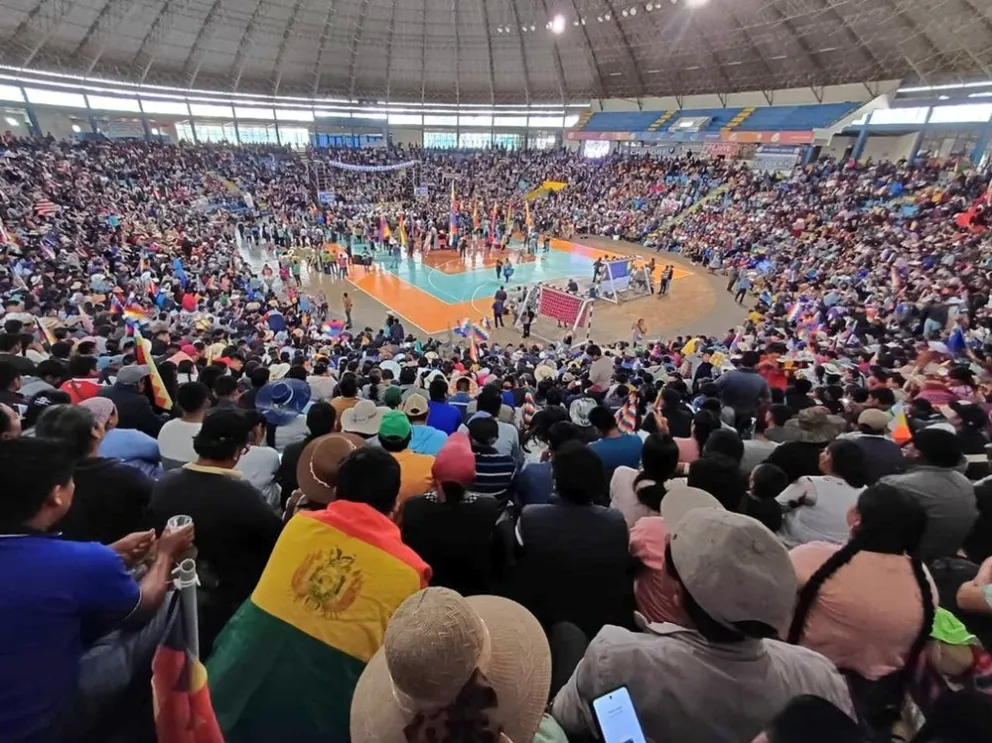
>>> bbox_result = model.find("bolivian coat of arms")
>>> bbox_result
[291,547,364,617]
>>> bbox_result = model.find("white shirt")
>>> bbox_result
[236,445,282,511]
[776,475,864,548]
[157,419,202,464]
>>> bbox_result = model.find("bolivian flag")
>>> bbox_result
[207,501,430,742]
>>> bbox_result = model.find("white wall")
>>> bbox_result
[821,136,854,160]
[860,133,918,162]
[594,81,900,112]
[33,107,79,139]
[391,127,423,147]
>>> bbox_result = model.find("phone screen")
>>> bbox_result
[591,686,647,743]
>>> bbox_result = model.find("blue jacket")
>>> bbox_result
[99,428,163,479]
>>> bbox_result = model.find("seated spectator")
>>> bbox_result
[0,360,23,408]
[551,508,852,743]
[466,415,516,503]
[81,397,162,478]
[789,484,936,729]
[687,449,748,512]
[329,374,360,429]
[150,410,282,655]
[461,385,522,461]
[940,400,990,456]
[377,409,435,516]
[785,378,817,411]
[99,364,167,437]
[340,398,386,439]
[401,436,501,596]
[740,404,788,474]
[59,354,102,404]
[658,386,693,439]
[766,407,844,483]
[740,462,788,533]
[257,376,312,452]
[568,396,600,443]
[157,380,211,468]
[447,374,475,420]
[235,409,282,511]
[520,405,570,464]
[610,432,679,528]
[350,587,553,743]
[306,360,336,402]
[399,393,447,455]
[506,441,632,638]
[588,404,643,478]
[778,439,868,548]
[275,401,336,504]
[882,427,978,560]
[36,404,153,544]
[674,409,721,466]
[0,437,193,743]
[845,408,906,483]
[283,430,364,519]
[425,377,462,435]
[212,374,242,409]
[207,447,429,743]
[20,389,69,435]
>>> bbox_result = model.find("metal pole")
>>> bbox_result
[174,557,200,659]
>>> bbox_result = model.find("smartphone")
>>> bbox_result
[590,686,648,743]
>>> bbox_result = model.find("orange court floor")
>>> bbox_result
[327,237,690,335]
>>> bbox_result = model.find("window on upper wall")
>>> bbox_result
[458,130,492,149]
[275,109,314,122]
[278,126,311,148]
[528,115,564,128]
[928,103,992,124]
[493,132,522,150]
[495,116,529,128]
[86,94,141,112]
[175,121,196,142]
[24,88,86,108]
[189,103,234,118]
[424,115,458,127]
[459,115,493,128]
[0,85,25,103]
[141,99,189,116]
[424,130,457,148]
[389,114,422,126]
[868,107,929,126]
[234,106,275,120]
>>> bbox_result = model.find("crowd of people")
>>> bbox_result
[1,133,992,743]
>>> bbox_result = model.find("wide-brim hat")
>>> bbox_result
[350,588,551,743]
[783,406,845,444]
[296,433,365,504]
[256,378,312,426]
[533,364,556,383]
[341,399,388,436]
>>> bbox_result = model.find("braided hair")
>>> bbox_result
[787,483,934,716]
[633,433,679,511]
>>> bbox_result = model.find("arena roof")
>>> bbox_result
[0,0,990,104]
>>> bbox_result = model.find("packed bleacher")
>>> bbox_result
[1,135,992,743]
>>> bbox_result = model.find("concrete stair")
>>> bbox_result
[571,111,594,131]
[647,110,676,132]
[644,182,732,243]
[721,106,755,132]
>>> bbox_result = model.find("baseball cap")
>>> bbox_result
[383,386,403,408]
[379,409,412,440]
[669,509,797,633]
[857,408,892,433]
[432,435,476,487]
[116,364,151,385]
[402,393,429,418]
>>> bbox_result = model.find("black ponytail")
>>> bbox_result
[788,484,933,727]
[634,433,680,512]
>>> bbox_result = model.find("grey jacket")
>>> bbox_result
[881,466,978,560]
[552,623,852,743]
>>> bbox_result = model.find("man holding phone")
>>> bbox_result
[552,494,852,743]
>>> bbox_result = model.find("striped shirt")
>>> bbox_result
[470,446,516,501]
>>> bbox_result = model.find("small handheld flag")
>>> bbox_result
[449,182,458,239]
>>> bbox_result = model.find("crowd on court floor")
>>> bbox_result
[0,135,992,743]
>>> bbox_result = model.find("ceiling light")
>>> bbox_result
[581,17,586,24]
[496,26,502,33]
[621,9,628,17]
[597,15,603,21]
[550,13,566,33]
[521,25,527,31]
[573,19,579,26]
[151,127,160,135]
[530,24,536,31]
[604,13,611,20]
[5,116,18,127]
[630,6,637,14]
[646,3,654,10]
[685,0,709,6]
[71,123,81,132]
[546,21,552,28]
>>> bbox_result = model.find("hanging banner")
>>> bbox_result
[326,159,418,172]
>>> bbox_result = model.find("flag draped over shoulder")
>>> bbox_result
[207,501,429,742]
[152,594,224,743]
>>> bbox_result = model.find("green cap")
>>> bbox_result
[383,386,403,408]
[931,607,976,645]
[379,410,412,440]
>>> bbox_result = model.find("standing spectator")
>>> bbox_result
[342,292,353,329]
[150,410,282,655]
[36,404,153,545]
[157,381,211,469]
[207,448,429,743]
[715,351,771,431]
[844,409,906,484]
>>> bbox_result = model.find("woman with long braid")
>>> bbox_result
[788,483,937,730]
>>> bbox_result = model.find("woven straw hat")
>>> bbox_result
[350,587,550,743]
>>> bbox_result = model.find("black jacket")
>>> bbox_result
[54,457,153,544]
[99,383,167,438]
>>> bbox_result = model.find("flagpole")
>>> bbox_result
[174,557,200,659]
